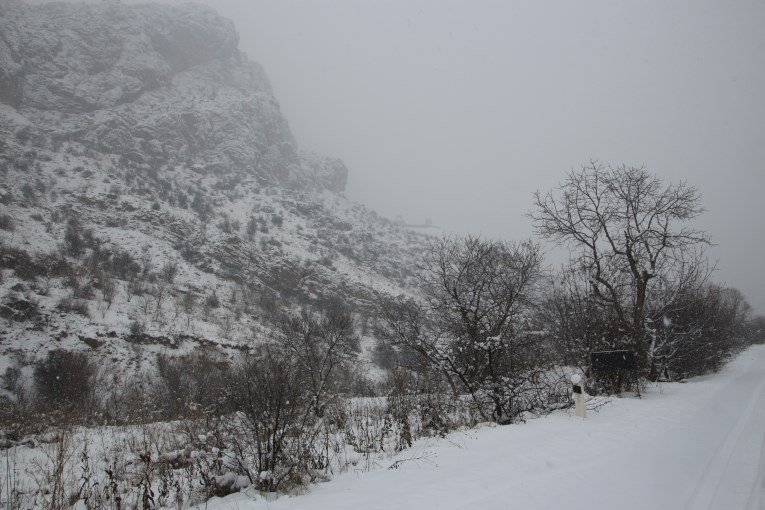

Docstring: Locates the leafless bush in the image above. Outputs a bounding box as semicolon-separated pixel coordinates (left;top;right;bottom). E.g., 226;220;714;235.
101;276;117;309
1;247;69;282
159;261;178;283
227;347;320;492
33;351;96;417
246;216;258;240
277;304;359;417
62;218;85;258
155;351;232;419
0;214;14;231
651;284;752;379
127;278;146;302
56;297;90;318
137;292;154;317
204;291;220;309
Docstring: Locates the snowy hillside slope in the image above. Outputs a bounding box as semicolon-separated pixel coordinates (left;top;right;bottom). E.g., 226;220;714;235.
0;0;427;376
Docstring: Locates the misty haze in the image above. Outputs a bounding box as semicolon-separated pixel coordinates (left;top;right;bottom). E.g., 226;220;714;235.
0;1;764;509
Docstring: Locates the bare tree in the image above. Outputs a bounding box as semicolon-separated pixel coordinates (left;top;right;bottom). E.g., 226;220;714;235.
228;347;319;492
101;276;117;309
152;281;167;323
137;292;153;317
182;291;196;328
277;304;359;417
535;267;619;370
531;161;711;377
138;245;153;279
379;236;547;423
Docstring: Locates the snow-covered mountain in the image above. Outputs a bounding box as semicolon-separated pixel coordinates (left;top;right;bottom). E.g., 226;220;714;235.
0;0;426;374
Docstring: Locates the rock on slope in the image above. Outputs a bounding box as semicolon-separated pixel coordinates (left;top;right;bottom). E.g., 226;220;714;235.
0;0;425;376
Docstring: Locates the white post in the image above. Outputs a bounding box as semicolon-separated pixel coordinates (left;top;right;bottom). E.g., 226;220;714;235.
571;374;586;419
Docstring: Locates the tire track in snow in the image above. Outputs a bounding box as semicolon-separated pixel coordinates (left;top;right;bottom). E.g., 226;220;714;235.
745;393;765;510
684;361;765;510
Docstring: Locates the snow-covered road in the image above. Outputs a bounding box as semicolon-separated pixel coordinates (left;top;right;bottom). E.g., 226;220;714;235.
205;345;765;510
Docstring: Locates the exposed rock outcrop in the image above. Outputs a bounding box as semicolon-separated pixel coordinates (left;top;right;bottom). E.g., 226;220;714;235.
0;0;346;191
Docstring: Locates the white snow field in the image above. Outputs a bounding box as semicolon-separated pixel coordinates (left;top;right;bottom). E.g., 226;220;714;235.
202;345;765;510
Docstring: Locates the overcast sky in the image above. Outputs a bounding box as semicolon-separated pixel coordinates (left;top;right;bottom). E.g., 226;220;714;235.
31;0;765;313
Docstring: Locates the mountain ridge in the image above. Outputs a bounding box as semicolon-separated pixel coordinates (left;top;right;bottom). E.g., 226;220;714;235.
0;0;424;375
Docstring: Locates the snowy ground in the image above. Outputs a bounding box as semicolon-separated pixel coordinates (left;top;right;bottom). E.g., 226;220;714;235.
202;345;765;510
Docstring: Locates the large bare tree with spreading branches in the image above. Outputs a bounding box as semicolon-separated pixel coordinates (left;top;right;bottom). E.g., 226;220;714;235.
530;161;711;377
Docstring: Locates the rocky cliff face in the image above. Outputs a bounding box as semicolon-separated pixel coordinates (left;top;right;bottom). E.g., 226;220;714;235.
0;0;346;191
0;1;424;373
